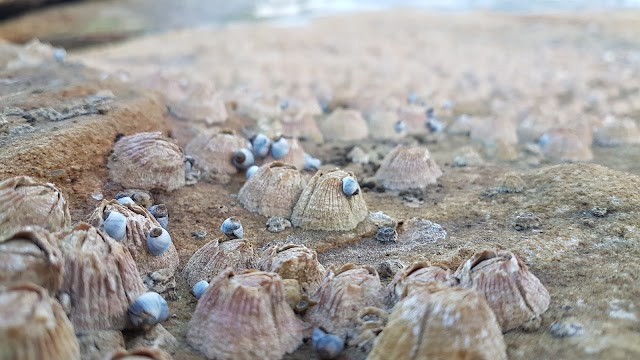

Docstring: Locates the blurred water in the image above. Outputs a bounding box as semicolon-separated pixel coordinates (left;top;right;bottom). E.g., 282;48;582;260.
253;0;640;19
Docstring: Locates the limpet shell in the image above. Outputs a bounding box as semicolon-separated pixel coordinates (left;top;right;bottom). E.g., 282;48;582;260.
455;249;551;332
182;238;258;288
0;226;63;294
282;112;324;142
368;284;507;360
185;129;250;177
258;243;326;294
56;223;146;332
366;111;403;140
539;128;593;162
291;169;368;231
374;145;442;191
320;109;369;141
263;137;306;170
238;162;307;219
387;262;458;305
108;132;186;191
88;200;179;278
0;176;71;235
305;264;383;338
109;347;174;360
187;269;304;360
0;283;80;360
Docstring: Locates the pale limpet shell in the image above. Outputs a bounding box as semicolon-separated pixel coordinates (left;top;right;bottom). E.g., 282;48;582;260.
374;145;442;191
238;162;307;219
454;249;551;332
88;200;179;278
368;283;507;360
305;263;383;339
387;262;458;305
291;169;368;231
109;347;173;360
0;283;80;360
182;238;258;288
0;226;63;294
187;269;304;360
0;175;71;235
257;243;326;294
539;127;593;162
185;129;250;176
319;109;369;141
56;223;147;332
108;132;186;192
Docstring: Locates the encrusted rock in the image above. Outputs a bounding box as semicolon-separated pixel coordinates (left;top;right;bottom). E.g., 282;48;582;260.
258;243;326;293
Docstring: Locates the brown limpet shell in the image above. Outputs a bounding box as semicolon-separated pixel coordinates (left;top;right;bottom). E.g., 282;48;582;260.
0;175;71;235
88;200;179;278
108;132;186;192
0;226;63;294
57;223;146;332
257;243;326;294
368;284;507;360
305;263;383;339
454;249;551;332
187;269;304;360
182;238;258;288
387;262;458;305
238;162;307;219
290;169;368;231
374;145;442;191
184;129;249;177
0;282;81;360
319;108;369;141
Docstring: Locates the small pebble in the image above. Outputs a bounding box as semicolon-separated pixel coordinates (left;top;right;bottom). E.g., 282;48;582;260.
591;207;607;217
192;230;207;240
549;320;584;338
91;192;104;201
266;217;292;233
513;213;541;231
375;226;398;243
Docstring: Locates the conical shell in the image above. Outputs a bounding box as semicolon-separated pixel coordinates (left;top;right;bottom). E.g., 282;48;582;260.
367;110;403;140
306;264;383;338
454;249;551;332
263;137;306;170
88;200;179;278
282;113;324;142
187;269;304;360
238;162;307;219
387;262;458;305
0;226;63;294
57;223;146;332
368;284;507;360
109;348;174;360
320;109;369;141
258;243;326;294
182;238;258;288
374;145;443;191
291;169;368;231
0;176;70;235
397;105;429;135
0;283;80;360
185;129;249;176
539;128;593;162
108;132;186;192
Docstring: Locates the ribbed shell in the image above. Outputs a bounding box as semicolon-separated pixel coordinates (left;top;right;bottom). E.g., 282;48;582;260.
0;283;80;360
88;200;179;277
368;285;507;360
0;176;70;235
170;81;228;125
367;111;403;140
497;174;526;193
185;129;249;175
182;238;258;288
187;269;304;360
0;226;63;294
320;109;369;141
540;128;593;162
257;243;326;294
387;262;458;305
455;250;551;332
57;223;146;332
306;264;383;338
290;169;368;231
238;162;307;219
109;348;174;360
108;132;186;192
374;145;443;191
397;105;429;135
263;137;307;170
281;113;324;142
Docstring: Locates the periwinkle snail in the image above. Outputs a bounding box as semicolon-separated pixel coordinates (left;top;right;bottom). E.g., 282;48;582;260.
312;327;345;360
220;217;243;239
146;227;172;256
271;137;290;159
128;292;169;327
251;134;271;158
102;211;126;241
232;148;255;170
341;176;360;196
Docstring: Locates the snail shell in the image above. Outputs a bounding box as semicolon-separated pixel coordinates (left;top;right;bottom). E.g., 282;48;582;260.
146;227;172;256
128;292;169;328
220;217;243;239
